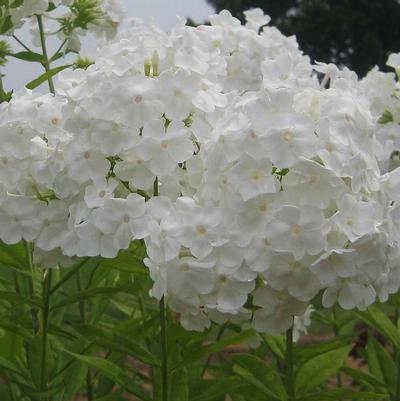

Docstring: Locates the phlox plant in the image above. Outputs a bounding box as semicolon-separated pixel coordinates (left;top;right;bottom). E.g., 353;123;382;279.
0;2;399;401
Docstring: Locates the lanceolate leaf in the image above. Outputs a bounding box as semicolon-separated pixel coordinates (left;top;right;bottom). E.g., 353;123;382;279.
261;333;285;360
11;51;44;63
73;324;160;366
295;346;351;396
99;252;147;274
296;389;389;400
50;286;131;311
366;336;397;394
341;367;386;391
63;351;151;401
26;64;72;90
230;354;286;400
356;306;400;349
294;335;352;362
0;241;27;269
175;329;256;370
191;377;248;401
232;364;281;400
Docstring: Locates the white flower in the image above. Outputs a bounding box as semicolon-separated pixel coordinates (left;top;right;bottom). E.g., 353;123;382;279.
228;156;278;200
84;178;119;208
252;286;307;335
36;200;69;251
92;194;149;250
387;53;400;71
323;282;376;311
137;119;193;176
265;205;327;260
332;194;382;242
260;115;317;168
64;140;110;183
244;8;270;31
0;197;42;244
282;159;346;208
167;198;227;259
262;251;322;301
293;306;314;342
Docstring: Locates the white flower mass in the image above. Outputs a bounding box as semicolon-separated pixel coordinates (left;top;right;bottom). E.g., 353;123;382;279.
1;9;400;334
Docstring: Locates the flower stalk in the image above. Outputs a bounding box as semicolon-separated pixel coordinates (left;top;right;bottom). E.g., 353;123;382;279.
37;14;55;94
40;269;52;397
286;325;295;401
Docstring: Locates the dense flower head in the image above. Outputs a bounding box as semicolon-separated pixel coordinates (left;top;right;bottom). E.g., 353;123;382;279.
1;9;400;334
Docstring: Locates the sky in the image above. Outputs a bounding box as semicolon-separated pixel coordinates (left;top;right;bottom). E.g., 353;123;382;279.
3;0;215;90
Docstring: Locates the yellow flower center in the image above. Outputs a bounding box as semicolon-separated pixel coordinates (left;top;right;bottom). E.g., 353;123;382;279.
291;224;303;235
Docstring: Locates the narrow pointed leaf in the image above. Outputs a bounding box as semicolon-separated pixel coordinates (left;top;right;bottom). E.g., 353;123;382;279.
295;346;351;395
63;351;151;401
26;64;72;90
11;51;44;63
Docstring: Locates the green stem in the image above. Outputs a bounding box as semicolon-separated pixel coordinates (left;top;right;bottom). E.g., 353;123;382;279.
332;307;342;389
137;296;152;351
40;269;52;396
395;307;400;401
36;15;55;94
154;175;168;400
50;38;67;62
154;176;159;197
201;325;225;378
24;241;39;334
12;271;20;295
12;34;33;52
159;296;168;401
285;326;295;401
396;357;400;401
76;271;93;401
51;343;93;380
50;258;88;294
0;73;5;99
6;378;16;401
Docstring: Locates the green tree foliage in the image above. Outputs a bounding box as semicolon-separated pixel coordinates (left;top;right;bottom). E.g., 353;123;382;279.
206;0;400;76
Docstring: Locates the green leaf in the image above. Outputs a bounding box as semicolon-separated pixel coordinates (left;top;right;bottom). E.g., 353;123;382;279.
26;335;42;389
11;51;44;63
177;329;256;370
94;394;130;401
0;318;34;340
356;306;400;348
59;358;87;401
295;346;351;396
169;366;189;401
232;365;281;400
50;286;130;310
63;351;151;401
0;241;27;269
366;336;397;394
341;367;386;391
73;324;159;366
0;355;23;376
191;377;249;401
297;389;389;400
99;251;147;274
379;110;394;124
0;16;12;35
295;335;352;362
261;333;285;360
230;354;286;400
26;64;72;90
0;290;42;308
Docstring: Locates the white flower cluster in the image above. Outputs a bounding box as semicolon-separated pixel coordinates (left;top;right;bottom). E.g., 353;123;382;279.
3;0;123;45
1;9;400;334
5;0;73;33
